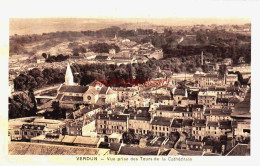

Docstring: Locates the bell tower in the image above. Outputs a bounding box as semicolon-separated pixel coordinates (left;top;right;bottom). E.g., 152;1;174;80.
201;51;204;65
65;63;74;85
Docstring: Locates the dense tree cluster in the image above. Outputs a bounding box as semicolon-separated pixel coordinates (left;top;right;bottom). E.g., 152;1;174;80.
13;68;65;91
9;91;37;119
13;56;220;92
45;54;69;63
88;43;120;53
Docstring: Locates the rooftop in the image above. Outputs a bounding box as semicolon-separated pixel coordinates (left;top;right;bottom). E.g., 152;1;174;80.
118;146;159;155
73;136;100;145
198;91;217;97
225;143;250;156
193;119;206;127
8;142;105;155
174;106;190;113
59;84;89;93
156;105;174;112
62;96;83;102
174;89;186;96
151;117;172;126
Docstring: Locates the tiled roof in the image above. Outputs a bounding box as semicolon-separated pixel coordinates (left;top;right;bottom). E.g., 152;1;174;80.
186;141;203;145
80;105;101;114
225;143;250;156
183;119;193;126
114;107;126;113
207;121;218;127
61;135;77;143
171;119;183;128
87;86;99;96
73;136;100;145
99;87;109;94
219;121;232;129
210;109;232;116
59;85;89;93
176;149;203;156
8;142;102;155
192;104;204;109
96;113;109;120
110;143;122;151
174;106;190;113
98;142;109;149
208;87;226;91
96;56;109;60
56;94;63;100
193;119;206;127
151;117;172;126
156;105;174;112
109;114;129;121
231;101;251;118
62;96;83;102
174;89;186;96
118;146;159;155
159;95;171;100
89;80;105;87
228;97;240;104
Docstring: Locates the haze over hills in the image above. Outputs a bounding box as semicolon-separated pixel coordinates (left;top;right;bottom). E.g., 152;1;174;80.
10;18;250;36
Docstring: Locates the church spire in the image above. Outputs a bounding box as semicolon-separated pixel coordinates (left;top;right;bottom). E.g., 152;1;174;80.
201;51;204;65
65;63;74;85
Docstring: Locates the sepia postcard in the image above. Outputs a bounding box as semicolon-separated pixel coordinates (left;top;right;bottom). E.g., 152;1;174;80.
1;0;260;165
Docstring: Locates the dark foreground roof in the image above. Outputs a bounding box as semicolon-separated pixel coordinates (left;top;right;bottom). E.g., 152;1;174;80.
225;143;250;156
59;85;89;93
8;142;107;155
118;146;159;155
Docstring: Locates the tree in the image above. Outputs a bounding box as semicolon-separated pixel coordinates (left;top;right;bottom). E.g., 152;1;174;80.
122;129;135;144
9;91;37;119
42;53;47;59
51;101;65;119
218;65;227;77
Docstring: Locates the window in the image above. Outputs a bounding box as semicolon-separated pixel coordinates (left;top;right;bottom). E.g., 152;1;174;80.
163;127;165;131
24;131;27;135
156;127;157;130
100;125;102;128
122;127;124;130
152;126;154;130
117;126;119;129
14;131;19;135
159;127;161;131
